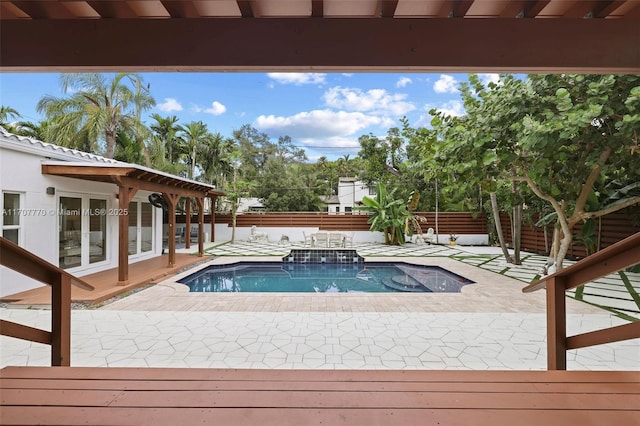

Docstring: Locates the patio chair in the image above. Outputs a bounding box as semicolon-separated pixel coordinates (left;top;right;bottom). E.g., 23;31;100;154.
190;227;198;242
303;231;314;247
314;232;329;248
343;232;354;247
329;232;344;248
249;225;268;243
175;227;184;243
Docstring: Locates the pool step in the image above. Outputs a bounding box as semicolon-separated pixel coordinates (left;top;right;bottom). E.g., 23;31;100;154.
382;275;431;293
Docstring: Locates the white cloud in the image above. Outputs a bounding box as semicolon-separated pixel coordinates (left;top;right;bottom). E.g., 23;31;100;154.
396;77;412;88
204;101;226;116
433;74;459;94
254;109;385;139
157;98;183;112
323;86;415;115
267;73;327;85
437;100;465;117
479;73;500;86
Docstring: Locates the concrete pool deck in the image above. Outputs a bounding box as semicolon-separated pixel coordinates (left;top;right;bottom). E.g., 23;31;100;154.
2;242;638;370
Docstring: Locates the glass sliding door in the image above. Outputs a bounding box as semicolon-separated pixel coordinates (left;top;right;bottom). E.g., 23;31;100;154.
59;196;82;269
89;199;107;264
128;201;138;255
141;202;153;253
128;200;154;256
59;195;109;270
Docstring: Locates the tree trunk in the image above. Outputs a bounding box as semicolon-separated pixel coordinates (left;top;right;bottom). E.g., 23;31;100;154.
231;209;236;243
511;203;522;265
105;130;117;159
490;192;514;263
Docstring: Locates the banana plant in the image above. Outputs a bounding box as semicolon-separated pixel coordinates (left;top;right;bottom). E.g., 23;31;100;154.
359;182;412;245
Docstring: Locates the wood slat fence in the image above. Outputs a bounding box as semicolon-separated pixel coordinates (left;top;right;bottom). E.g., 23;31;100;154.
177;208;639;258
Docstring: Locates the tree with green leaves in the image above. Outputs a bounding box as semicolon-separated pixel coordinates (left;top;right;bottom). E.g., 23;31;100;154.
0;106;21;130
200;132;234;187
179;121;210;180
148;114;185;175
359;182;413;245
36;73;155;158
429;74;640;270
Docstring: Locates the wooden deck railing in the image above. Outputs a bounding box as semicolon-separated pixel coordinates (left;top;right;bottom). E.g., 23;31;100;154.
523;232;640;370
0;237;93;366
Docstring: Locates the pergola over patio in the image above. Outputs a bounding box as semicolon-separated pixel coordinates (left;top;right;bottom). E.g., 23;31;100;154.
1;0;639;73
41;161;224;283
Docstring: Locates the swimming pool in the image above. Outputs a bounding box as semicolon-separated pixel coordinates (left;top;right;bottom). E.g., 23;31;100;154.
179;262;474;293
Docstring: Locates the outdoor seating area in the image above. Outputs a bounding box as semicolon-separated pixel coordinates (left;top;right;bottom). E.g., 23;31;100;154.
304;231;354;248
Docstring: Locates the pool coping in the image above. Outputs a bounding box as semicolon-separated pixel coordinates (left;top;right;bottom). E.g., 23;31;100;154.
102;255;607;314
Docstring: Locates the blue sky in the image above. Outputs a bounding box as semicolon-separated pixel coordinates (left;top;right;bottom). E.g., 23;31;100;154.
0;72;499;161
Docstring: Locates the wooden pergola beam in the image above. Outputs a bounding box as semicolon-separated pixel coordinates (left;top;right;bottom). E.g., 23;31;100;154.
2;18;638;73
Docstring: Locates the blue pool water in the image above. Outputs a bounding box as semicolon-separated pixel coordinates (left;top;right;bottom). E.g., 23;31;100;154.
179;262;474;293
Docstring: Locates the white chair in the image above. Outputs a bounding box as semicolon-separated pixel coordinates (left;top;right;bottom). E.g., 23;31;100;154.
303;231;313;247
314;232;328;248
424;228;436;244
249;225;268;243
329;232;344;248
343;232;354;247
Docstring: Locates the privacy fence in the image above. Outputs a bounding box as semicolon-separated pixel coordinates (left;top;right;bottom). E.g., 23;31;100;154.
178;209;639;258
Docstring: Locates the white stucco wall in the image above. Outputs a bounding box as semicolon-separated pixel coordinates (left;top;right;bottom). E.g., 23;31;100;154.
1;144;163;297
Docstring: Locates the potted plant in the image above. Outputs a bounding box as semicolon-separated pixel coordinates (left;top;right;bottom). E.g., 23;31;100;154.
449;234;458;246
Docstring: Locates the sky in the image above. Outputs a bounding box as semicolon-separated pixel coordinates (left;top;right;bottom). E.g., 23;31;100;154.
0;72;499;161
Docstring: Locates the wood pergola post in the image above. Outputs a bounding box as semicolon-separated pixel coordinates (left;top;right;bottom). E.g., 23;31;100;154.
117;184;138;285
185;198;191;250
197;197;204;257
210;196;216;242
163;193;180;268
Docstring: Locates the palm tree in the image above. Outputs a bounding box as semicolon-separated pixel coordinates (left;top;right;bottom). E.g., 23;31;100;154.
36;73;155;158
179;121;210;179
149;114;182;164
0;106;21;128
200;132;233;186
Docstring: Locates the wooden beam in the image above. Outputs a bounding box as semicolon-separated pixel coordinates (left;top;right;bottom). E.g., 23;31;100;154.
185;198;191;250
0;237;93;290
160;0;200;18
117;185;138;284
42;164;135;177
50;274;71;366
377;0;398;18
196;197;205;257
311;0;323;17
0;319;51;345
163;192;180;267
116;175;214;199
2;18;638;73
546;276;567;371
523;232;640;293
236;1;254;17
567;322;640;350
523;0;551;17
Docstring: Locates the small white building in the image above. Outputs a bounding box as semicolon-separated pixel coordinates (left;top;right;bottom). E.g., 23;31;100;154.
0;128;222;297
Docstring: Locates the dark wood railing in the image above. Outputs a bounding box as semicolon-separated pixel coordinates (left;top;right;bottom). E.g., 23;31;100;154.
523;232;640;370
0;237;93;366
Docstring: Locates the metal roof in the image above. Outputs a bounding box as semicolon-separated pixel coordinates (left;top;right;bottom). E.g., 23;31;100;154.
1;0;638;72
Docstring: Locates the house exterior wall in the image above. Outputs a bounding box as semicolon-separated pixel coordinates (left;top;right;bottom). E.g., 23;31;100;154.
337;178;373;212
0;140;163;298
